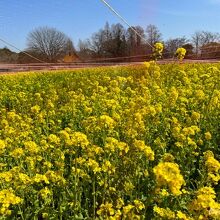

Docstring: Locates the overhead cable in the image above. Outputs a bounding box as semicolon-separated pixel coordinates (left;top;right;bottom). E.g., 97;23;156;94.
0;37;46;63
99;0;154;49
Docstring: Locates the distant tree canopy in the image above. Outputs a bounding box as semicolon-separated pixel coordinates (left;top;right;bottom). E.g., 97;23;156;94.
26;26;75;62
1;23;220;64
126;26;146;55
77;23;220;60
165;37;188;56
191;31;220;56
77;23;161;61
0;47;18;63
145;24;162;48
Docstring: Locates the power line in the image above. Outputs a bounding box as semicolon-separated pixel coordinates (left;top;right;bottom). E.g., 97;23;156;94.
99;0;154;49
0;37;46;63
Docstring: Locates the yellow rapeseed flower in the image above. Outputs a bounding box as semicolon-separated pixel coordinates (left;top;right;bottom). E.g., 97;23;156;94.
0;140;6;154
153;206;175;219
97;202;115;216
176;48;186;61
204;132;212;141
153;162;185;195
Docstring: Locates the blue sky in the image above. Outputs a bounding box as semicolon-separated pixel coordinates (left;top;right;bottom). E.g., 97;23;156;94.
0;0;220;51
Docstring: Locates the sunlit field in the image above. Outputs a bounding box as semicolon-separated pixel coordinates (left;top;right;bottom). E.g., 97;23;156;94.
0;62;220;219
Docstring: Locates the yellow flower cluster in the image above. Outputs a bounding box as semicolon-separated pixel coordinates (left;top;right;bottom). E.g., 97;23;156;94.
0;140;6;155
153;162;185;195
0;62;219;218
153;206;175;219
190;187;220;218
176;47;187;61
153;42;164;59
0;189;22;216
154;207;194;220
204;151;220;184
134;139;154;160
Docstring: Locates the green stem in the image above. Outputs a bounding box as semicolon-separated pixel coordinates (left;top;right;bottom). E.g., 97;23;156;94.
74;155;78;217
18;205;25;220
59;205;63;220
93;177;96;219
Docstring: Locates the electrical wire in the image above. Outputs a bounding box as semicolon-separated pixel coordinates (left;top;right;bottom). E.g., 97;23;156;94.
0;37;46;63
99;0;154;49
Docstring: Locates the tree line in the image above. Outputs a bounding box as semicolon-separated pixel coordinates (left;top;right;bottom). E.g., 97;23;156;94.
77;22;220;61
1;23;220;63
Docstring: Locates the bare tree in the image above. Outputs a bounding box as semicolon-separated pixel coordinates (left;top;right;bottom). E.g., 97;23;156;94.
27;26;74;62
200;31;220;45
191;31;220;56
88;23;126;58
191;31;202;56
110;23;127;57
90;30;105;57
90;22;113;57
77;39;93;59
65;39;75;55
165;37;188;57
145;24;162;48
182;43;194;57
126;26;145;55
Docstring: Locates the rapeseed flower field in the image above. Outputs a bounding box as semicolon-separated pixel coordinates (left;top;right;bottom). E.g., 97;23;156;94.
0;62;219;219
